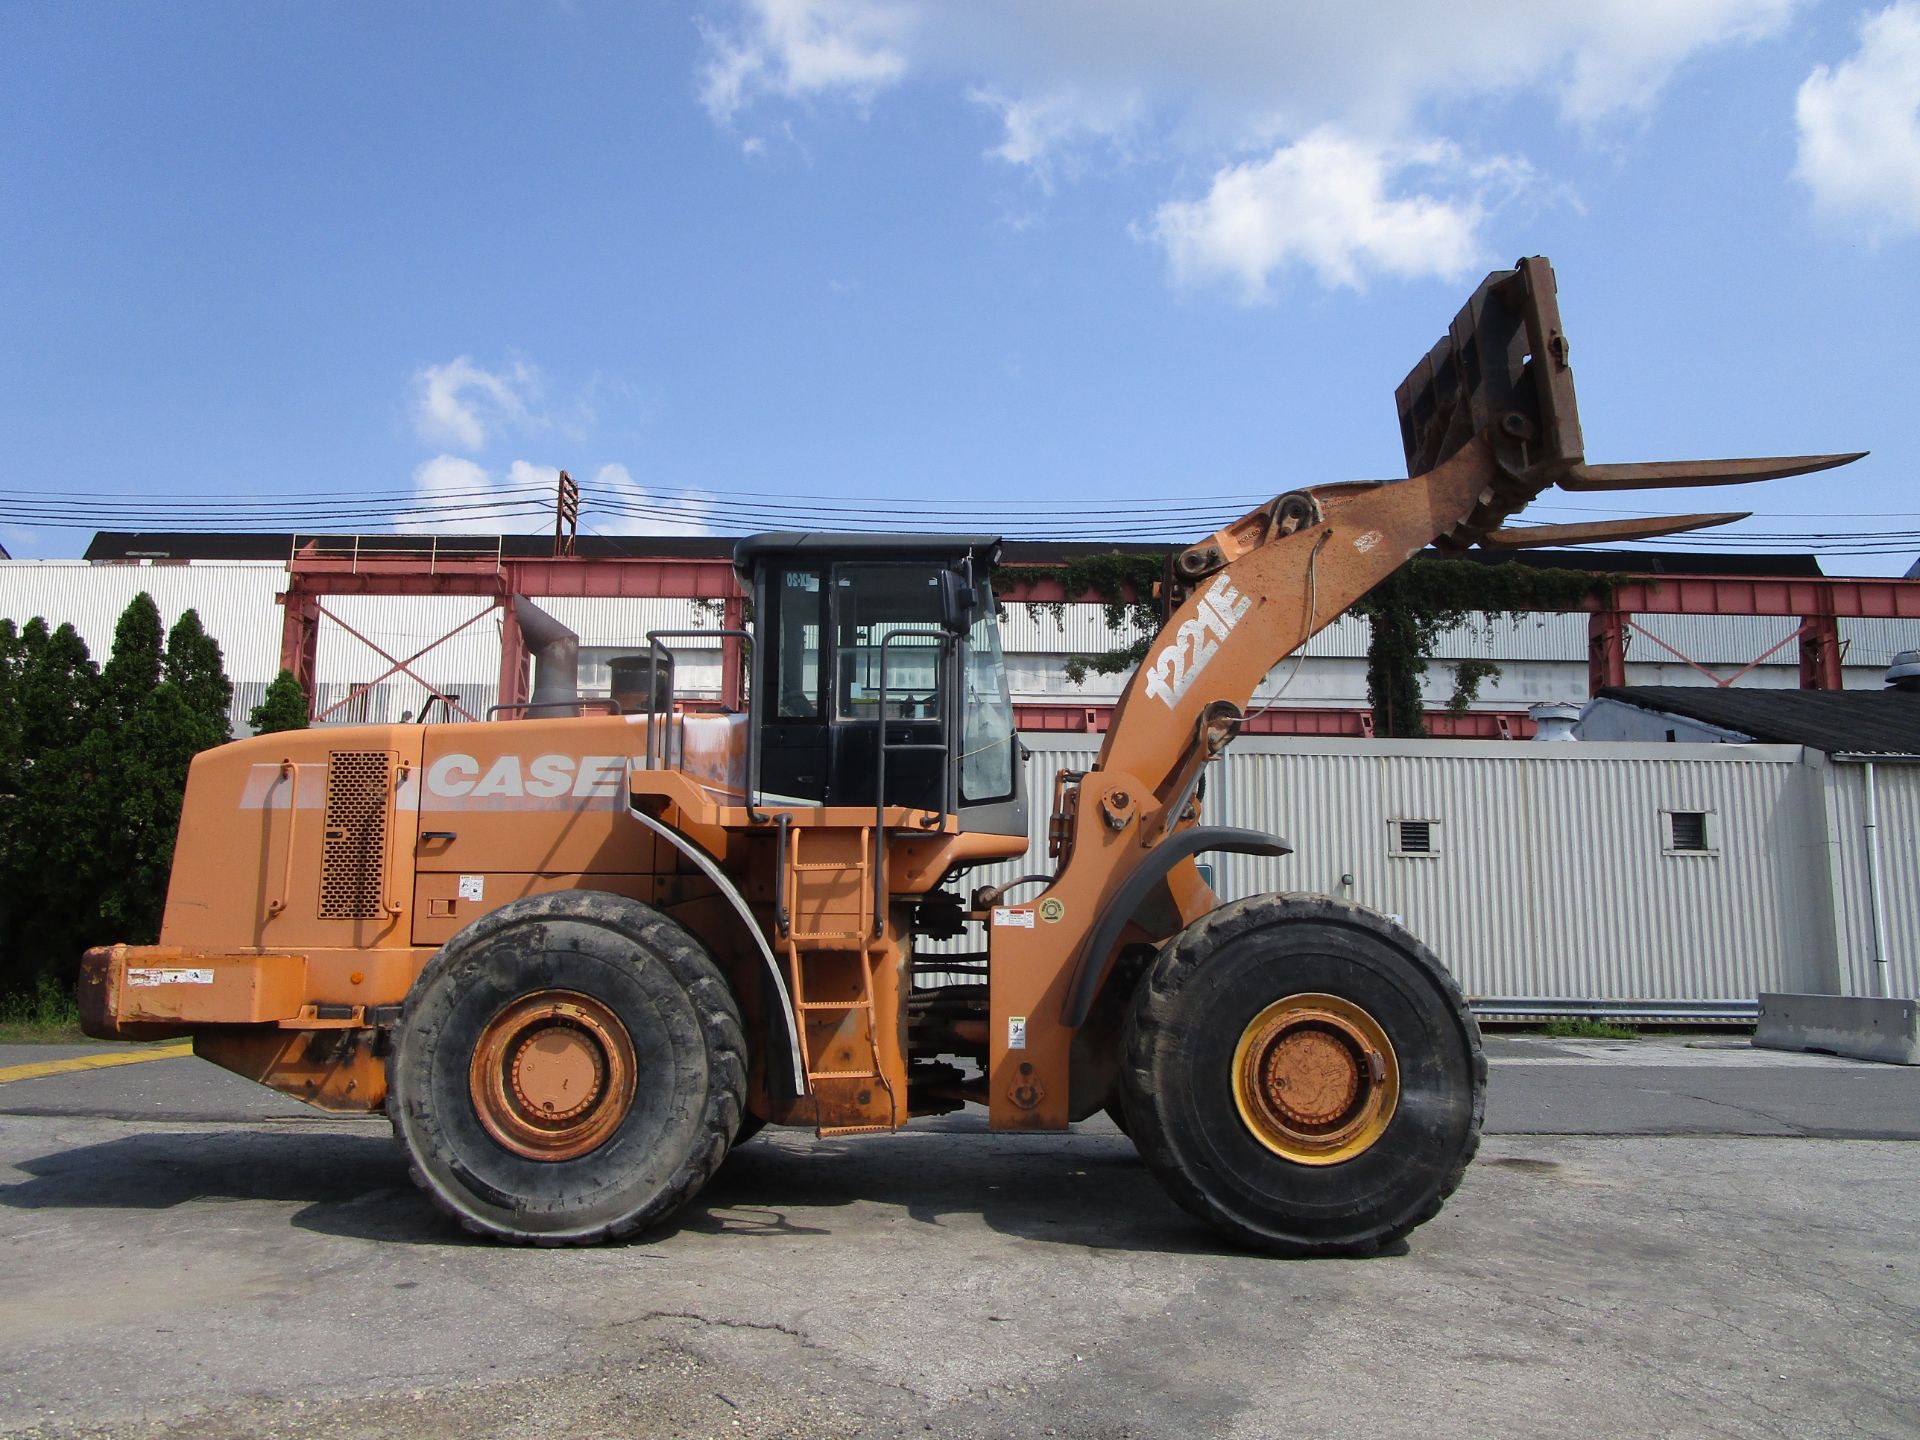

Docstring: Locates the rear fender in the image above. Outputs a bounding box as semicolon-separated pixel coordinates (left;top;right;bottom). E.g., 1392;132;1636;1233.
625;804;806;1097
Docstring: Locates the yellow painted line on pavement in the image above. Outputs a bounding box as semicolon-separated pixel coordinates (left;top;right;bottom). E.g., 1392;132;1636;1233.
0;1042;194;1086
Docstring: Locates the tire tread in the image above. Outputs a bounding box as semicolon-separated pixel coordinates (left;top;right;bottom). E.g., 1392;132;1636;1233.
387;891;748;1245
1122;891;1484;1257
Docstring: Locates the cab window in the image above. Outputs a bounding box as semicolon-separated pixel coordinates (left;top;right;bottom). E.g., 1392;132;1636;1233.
767;568;823;718
833;564;946;720
960;584;1016;803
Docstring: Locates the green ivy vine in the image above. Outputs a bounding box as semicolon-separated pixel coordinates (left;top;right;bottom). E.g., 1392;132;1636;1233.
996;552;1617;737
1348;559;1615;736
994;555;1164;683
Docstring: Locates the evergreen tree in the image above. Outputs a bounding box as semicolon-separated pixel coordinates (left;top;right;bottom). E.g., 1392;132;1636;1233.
81;597;236;945
90;686;205;939
0;620;25;994
0;593;238;988
0;619;24;810
12;620;100;756
99;591;163;724
0;621;103;995
165;609;234;745
250;668;310;734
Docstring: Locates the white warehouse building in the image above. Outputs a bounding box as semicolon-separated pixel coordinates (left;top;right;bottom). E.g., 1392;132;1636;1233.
4;550;1917;734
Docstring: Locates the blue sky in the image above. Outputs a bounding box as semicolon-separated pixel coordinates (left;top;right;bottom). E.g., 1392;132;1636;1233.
2;1;1917;573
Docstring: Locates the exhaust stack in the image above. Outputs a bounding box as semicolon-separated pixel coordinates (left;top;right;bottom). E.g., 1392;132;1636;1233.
514;598;581;718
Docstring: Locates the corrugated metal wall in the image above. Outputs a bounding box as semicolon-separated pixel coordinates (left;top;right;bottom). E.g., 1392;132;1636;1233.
930;737;1848;1016
1201;739;1833;1012
1820;760;1920;999
1839;618;1920;667
0;561;288;678
1002;602;1920;670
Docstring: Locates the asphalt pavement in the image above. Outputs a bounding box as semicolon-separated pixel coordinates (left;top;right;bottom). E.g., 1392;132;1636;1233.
1;1034;1916;1440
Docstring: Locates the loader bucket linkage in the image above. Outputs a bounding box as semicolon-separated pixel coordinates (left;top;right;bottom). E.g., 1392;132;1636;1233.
1396;255;1862;554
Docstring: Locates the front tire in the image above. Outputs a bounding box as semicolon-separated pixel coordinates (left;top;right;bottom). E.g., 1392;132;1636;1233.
387;891;746;1244
1121;893;1483;1256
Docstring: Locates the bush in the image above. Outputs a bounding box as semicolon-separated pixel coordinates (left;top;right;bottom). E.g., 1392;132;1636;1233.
0;973;82;1035
250;668;310;734
1543;1018;1639;1041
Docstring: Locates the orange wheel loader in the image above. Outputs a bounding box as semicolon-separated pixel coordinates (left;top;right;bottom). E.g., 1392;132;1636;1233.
79;259;1857;1253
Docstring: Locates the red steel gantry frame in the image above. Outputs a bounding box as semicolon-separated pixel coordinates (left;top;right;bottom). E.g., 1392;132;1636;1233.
1582;576;1920;693
278;542;747;722
277;543;1920;733
999;569;1920;738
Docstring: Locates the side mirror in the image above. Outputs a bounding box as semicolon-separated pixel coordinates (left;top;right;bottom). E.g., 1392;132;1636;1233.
938;569;978;636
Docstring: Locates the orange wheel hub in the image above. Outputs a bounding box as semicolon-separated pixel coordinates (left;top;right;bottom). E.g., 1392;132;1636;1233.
469;991;637;1161
1231;993;1399;1166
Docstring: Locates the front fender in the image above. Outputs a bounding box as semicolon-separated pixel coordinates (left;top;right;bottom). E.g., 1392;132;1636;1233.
1058;825;1291;1028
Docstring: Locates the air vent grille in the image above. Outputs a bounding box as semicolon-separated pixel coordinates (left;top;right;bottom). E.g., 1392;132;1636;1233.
1391;819;1439;856
1669;811;1710;852
320;751;392;919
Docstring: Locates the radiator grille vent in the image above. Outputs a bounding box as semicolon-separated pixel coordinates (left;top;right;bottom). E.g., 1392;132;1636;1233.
320;751;392;919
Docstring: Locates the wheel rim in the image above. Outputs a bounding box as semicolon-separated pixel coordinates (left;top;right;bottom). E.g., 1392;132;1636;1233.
469;990;638;1161
1231;992;1400;1166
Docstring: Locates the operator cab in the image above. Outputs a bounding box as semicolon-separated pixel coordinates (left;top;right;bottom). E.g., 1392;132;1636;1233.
734;533;1026;838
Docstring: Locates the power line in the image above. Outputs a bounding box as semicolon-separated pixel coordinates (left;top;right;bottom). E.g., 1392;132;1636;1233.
9;475;1915;536
3;481;1915;559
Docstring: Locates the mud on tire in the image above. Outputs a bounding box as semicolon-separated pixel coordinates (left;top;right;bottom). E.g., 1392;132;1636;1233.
387;891;746;1244
1121;892;1484;1257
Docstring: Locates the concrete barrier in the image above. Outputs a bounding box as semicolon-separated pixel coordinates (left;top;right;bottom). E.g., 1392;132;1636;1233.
1755;993;1920;1066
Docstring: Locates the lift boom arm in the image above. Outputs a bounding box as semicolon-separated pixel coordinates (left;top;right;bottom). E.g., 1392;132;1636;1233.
984;257;1861;1131
1095;256;1861;795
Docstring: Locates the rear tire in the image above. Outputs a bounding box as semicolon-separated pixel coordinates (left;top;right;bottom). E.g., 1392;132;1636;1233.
387;891;745;1244
1121;893;1483;1256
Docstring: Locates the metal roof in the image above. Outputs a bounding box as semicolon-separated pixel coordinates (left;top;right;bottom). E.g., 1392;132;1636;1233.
731;532;1003;578
81;531;741;562
1597;685;1920;756
81;530;1829;578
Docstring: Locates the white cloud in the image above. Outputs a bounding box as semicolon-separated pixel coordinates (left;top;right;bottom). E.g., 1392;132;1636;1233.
1795;2;1920;241
1150;130;1500;300
403;457;722;538
970;86;1142;181
696;0;1801;292
585;463;718;536
1547;0;1798;125
699;0;911;123
503;460;563;498
699;1;1798;153
412;357;543;453
399;455;555;535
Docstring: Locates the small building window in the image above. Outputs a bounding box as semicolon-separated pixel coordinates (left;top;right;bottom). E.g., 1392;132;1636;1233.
1390;819;1440;857
1665;810;1714;854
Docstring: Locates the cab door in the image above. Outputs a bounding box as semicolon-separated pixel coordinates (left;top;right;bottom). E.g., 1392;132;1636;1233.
826;561;951;811
755;564;829;803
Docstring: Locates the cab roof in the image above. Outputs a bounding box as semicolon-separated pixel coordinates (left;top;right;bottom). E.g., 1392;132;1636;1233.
732;531;1003;580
